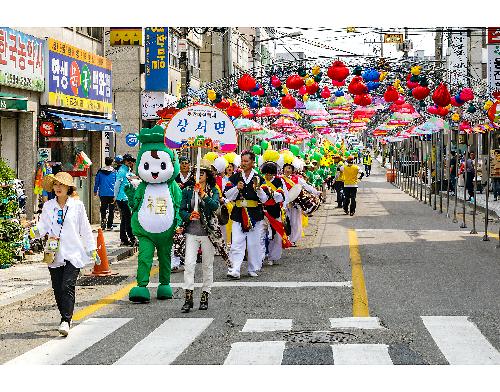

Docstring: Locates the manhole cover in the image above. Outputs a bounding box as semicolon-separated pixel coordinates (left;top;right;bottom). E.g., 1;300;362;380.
283;330;357;344
76;275;129;286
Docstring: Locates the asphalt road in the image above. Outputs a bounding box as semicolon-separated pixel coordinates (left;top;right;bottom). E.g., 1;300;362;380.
1;161;499;365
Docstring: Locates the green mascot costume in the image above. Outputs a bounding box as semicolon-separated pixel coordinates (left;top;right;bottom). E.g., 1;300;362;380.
125;125;182;303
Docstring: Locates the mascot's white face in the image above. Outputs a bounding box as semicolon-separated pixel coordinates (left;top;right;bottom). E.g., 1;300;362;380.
138;150;174;184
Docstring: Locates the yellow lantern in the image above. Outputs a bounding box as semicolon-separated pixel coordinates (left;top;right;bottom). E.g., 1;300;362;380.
451;113;460;122
207;89;216;101
379;71;388;81
394;79;401;88
242;108;250;116
411;65;422;75
397;86;404;94
305;78;314;86
312;65;321;76
282;87;289;95
303;93;309;101
484;100;494;110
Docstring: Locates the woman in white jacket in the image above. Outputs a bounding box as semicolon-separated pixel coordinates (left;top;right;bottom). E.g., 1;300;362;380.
30;172;98;336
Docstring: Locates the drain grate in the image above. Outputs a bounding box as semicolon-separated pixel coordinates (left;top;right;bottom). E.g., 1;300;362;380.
76;275;129;286
283;330;357;344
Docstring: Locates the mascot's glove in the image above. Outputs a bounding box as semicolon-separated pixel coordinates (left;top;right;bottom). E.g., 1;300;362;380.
88;249;101;265
29;226;40;239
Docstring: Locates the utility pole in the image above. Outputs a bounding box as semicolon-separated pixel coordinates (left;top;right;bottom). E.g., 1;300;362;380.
403;27;409;59
180;27;189;97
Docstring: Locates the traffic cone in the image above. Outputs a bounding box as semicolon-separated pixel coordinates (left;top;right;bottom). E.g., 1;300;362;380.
90;228;113;276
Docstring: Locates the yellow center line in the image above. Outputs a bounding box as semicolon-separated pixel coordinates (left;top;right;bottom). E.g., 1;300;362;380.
348;229;370;317
72;267;159;322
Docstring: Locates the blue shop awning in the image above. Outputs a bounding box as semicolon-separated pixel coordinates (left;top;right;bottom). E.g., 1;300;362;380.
48;111;122;132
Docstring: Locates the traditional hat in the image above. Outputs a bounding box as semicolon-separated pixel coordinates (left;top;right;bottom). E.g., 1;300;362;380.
42;172;75;192
212;156;228;174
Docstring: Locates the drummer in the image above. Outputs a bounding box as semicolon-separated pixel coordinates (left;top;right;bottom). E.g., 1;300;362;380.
261;162;290;266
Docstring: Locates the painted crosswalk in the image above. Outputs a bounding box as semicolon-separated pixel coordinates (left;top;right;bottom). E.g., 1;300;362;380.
4;316;500;365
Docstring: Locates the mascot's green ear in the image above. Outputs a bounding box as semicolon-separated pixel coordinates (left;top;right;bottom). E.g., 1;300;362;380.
138;125;164;144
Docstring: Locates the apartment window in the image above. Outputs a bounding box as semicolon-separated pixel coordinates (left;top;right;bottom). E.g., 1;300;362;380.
169;31;180;69
76;27;103;41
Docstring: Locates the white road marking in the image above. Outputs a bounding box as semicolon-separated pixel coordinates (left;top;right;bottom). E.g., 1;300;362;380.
115;318;213;365
331;344;393;365
330;317;385;329
149;281;352;288
422;316;500;365
5;318;132;365
241;319;293;332
224;341;286;365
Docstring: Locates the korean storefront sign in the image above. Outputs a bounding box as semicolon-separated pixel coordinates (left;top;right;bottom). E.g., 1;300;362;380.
448;30;468;87
110;27;142;46
145;28;168;91
163;105;237;152
43;38;113;114
0;27;45;91
487;43;500;95
488;27;500;45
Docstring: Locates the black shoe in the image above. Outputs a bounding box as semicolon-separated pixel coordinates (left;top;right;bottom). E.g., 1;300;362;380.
181;289;194;313
344;210;349;215
350;212;355;216
199;291;209;310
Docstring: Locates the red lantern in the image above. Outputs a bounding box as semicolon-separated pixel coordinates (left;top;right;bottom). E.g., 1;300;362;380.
215;98;230;110
383;86;399;103
437;106;449;117
251;88;265;96
320;86;331;99
39;121;56;137
459;88;474;102
348;76;368;95
395;95;406;105
427;105;439;115
406;74;420;90
450;96;464;107
432;83;451;107
298;85;307;95
286;74;305;90
281;94;297;109
306;82;319;95
331;80;346;87
227;103;242;118
271;75;281;88
327;60;350;82
412;85;430;100
237;73;257;92
354;94;372;106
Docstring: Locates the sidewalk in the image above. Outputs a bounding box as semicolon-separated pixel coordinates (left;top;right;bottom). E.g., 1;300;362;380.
375;154;500;220
0;224;137;307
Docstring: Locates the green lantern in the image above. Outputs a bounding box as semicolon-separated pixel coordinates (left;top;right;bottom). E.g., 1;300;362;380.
260;140;269;151
290;144;300;157
252;145;262;155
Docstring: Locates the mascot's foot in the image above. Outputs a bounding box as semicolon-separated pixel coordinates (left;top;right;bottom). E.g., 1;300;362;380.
129;286;151;303
157;284;173;300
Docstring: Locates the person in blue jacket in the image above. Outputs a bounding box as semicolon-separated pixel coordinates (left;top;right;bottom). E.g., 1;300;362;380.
114;154;137;246
94;157;117;231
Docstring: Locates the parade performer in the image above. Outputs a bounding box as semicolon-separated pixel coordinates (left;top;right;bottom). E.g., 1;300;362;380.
224;150;269;278
341;156;364;216
179;159;228;313
333;155;345;208
261;161;292;265
125;125;182;302
221;153;240;246
172;156;195;273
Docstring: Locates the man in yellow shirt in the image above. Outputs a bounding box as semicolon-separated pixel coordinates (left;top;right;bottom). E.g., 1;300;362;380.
341;156;364;216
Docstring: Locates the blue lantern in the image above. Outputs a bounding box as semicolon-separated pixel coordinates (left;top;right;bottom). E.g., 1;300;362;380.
335;89;344;97
270;98;279;107
250;98;259;109
367;81;380;91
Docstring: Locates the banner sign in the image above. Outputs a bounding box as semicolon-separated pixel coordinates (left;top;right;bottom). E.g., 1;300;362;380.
163;105;237;152
488;27;500;45
44;38;113;114
141;91;177;120
110;27;142;46
0;27;45;91
487;43;500;95
448;30;468;87
125;133;139;147
384;34;404;44
145;28;168;91
490;149;500;178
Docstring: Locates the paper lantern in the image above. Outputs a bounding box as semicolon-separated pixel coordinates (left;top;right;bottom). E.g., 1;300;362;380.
362;69;380;82
348;76;368;95
207;89;216;101
305;78;314;86
306;82;319;95
432;83;451;107
281;94;297;109
226;103;242;118
215;98;230;110
331;80;346;87
395;95;406;105
286;74;305;90
451;113;460;122
354;94;372;106
238;74;257;92
406;74;420;90
459;88;474;102
327;60;350;82
412;85;430;100
320;86;331;99
271;75;282;88
311;65;321;76
298;85;307;95
450;96;464;107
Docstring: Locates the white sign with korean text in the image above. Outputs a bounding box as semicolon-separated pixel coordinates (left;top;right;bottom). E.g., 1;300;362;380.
163;105;237;152
487;44;500;95
141;91;177;120
0;28;45;92
448;30;468;87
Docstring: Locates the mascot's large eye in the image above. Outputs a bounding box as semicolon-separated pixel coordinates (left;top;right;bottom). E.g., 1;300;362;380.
161;162;166;170
144;162;149;170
